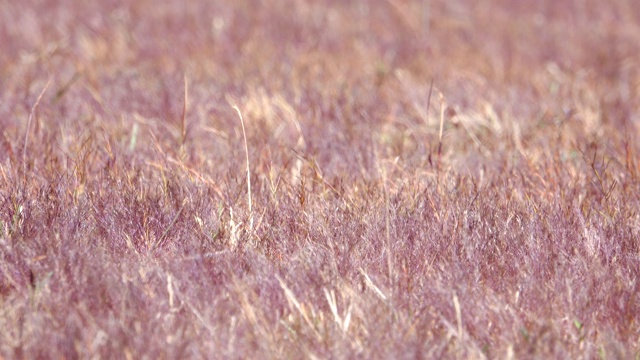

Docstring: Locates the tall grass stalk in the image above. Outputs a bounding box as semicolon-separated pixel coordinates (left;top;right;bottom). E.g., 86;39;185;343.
233;105;254;235
22;78;52;182
180;74;189;148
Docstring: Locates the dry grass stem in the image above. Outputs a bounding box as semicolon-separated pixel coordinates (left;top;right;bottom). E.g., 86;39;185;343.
232;105;254;235
180;74;189;147
22;77;52;181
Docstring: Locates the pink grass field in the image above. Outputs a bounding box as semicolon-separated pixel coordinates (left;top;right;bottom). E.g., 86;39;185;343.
1;0;639;358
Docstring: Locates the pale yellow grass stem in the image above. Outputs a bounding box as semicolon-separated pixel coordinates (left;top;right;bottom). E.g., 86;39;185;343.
232;105;253;234
23;78;52;181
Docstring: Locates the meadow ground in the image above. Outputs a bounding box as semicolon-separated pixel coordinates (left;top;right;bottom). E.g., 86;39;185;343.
1;0;639;358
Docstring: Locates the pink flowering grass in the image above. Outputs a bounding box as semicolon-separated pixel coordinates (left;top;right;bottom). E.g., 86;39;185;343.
1;0;639;358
